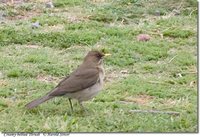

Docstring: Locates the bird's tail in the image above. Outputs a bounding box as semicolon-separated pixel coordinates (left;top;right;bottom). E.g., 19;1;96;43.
26;95;54;109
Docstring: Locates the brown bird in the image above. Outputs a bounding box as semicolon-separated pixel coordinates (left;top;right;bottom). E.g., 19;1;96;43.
26;50;110;111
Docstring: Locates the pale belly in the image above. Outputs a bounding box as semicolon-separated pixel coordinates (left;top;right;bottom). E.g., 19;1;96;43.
65;81;103;101
65;66;104;102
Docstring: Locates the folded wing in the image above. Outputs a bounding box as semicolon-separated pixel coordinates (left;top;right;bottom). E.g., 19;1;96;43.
49;68;99;96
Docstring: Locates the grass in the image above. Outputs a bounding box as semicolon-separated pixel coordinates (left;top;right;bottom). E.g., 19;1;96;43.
0;0;197;132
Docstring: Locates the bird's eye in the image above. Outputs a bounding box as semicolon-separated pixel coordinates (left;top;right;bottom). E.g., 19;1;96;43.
98;54;103;58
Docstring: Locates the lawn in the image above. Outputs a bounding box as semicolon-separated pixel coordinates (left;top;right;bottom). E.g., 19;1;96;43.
0;0;197;132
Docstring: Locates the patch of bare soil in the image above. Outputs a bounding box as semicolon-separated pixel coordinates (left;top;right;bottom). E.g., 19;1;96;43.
9;11;41;20
37;74;61;84
160;97;190;107
42;24;65;32
90;0;111;4
53;7;90;23
0;80;7;86
1;0;24;4
121;94;155;105
105;69;129;82
61;12;89;23
24;44;40;49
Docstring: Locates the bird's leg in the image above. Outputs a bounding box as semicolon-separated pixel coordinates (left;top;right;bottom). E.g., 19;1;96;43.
68;98;73;112
78;101;85;111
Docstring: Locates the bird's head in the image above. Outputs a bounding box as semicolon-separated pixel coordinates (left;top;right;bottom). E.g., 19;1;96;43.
84;50;111;65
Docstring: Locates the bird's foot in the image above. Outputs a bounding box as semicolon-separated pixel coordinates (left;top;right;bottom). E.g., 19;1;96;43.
78;101;88;112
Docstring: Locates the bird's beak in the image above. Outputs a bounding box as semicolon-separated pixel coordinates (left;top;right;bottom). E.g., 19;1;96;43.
104;53;111;57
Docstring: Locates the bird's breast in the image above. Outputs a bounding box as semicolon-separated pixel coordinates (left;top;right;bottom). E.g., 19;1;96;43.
97;64;105;85
65;65;105;102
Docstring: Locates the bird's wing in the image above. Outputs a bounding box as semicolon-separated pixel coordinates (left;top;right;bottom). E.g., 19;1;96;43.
49;68;99;96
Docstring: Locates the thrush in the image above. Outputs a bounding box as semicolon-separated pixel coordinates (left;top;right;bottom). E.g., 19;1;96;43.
26;50;110;111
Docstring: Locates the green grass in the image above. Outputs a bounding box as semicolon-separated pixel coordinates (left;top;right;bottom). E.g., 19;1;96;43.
0;0;197;132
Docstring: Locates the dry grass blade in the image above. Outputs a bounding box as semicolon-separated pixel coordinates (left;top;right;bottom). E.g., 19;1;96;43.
129;110;180;116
